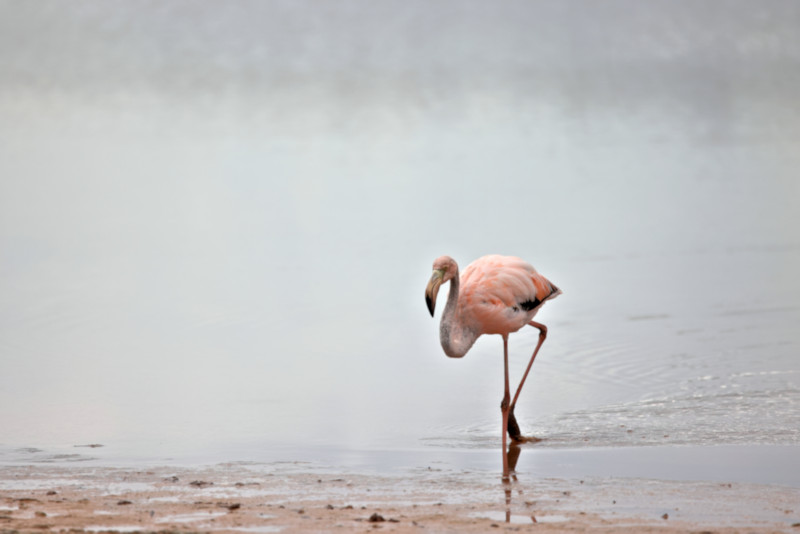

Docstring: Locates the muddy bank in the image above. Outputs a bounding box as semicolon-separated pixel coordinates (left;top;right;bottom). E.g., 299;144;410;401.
1;464;798;533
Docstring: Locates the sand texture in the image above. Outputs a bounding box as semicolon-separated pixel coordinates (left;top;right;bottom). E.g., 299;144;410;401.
1;464;799;533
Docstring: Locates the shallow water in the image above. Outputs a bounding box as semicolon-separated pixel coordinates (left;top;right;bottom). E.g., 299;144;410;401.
1;1;799;484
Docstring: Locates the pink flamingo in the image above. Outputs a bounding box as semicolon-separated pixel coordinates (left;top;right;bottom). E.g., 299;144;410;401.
425;255;561;477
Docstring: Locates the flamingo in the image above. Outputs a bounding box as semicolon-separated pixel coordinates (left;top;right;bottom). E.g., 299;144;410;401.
424;255;561;477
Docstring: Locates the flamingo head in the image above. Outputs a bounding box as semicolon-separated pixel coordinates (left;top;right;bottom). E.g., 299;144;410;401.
425;256;458;316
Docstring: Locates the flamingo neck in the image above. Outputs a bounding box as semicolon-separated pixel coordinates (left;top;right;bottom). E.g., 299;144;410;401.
439;272;477;358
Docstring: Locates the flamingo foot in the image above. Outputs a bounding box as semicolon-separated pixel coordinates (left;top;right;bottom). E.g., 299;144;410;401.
507;407;543;444
511;434;542;444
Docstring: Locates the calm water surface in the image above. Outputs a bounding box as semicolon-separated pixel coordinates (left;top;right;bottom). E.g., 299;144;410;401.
1;1;799;479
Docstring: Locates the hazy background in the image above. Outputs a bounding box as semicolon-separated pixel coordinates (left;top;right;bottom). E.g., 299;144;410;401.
1;1;799;461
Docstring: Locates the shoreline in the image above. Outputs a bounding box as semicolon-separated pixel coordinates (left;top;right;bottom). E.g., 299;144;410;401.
2;458;799;533
4;442;799;488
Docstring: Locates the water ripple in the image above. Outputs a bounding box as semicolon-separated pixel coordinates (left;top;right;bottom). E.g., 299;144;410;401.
424;385;800;450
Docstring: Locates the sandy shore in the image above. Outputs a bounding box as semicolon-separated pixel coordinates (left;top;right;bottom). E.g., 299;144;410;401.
1;463;799;533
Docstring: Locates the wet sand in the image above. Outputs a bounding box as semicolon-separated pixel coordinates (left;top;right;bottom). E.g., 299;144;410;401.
2;462;799;533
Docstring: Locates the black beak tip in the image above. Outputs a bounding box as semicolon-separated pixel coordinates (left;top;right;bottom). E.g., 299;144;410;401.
425;295;434;316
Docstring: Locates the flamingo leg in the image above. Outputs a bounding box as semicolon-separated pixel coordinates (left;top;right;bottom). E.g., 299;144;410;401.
501;334;511;479
507;321;548;442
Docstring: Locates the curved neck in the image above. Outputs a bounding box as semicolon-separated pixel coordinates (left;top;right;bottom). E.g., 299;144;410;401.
439;271;477;358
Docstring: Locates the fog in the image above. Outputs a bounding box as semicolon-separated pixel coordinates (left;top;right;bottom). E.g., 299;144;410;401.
1;1;799;460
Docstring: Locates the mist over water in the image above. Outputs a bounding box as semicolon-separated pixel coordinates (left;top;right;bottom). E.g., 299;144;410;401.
1;1;799;465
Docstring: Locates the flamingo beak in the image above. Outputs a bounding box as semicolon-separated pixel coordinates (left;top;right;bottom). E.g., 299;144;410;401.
425;269;445;316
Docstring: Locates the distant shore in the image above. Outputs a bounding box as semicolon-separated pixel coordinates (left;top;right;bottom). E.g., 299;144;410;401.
1;462;798;533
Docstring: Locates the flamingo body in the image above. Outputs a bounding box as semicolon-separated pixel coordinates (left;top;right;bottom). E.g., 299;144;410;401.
459;255;560;336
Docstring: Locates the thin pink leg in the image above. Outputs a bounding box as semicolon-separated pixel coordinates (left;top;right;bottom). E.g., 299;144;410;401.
507;321;547;441
501;334;511;479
